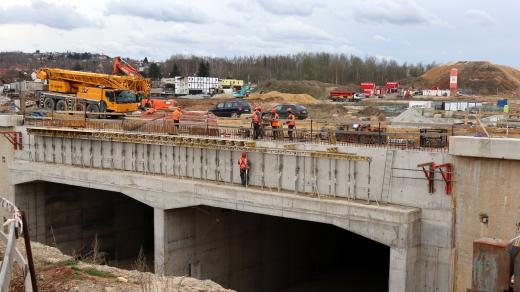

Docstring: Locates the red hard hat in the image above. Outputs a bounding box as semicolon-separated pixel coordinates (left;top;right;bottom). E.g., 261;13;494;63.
271;108;276;113
241;151;247;157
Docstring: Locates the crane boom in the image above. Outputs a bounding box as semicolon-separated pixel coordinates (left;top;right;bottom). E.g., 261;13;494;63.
112;56;143;79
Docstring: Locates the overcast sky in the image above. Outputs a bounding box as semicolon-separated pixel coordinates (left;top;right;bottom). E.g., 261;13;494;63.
0;0;517;67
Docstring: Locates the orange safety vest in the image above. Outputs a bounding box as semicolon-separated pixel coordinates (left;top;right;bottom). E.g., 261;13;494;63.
172;109;182;121
252;111;261;125
288;114;296;126
271;113;280;127
239;157;248;170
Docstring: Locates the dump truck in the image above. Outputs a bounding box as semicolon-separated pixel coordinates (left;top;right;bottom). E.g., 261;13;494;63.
329;88;356;102
36;68;149;116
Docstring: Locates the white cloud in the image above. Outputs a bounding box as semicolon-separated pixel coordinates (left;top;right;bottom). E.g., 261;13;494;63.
0;0;95;29
465;9;496;26
373;34;390;42
352;0;444;26
105;0;209;23
0;0;518;67
263;18;333;42
256;0;321;16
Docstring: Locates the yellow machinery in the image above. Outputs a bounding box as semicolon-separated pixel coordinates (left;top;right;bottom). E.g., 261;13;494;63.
36;68;151;116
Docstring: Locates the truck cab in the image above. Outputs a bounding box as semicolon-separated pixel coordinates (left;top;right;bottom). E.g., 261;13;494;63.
76;87;138;113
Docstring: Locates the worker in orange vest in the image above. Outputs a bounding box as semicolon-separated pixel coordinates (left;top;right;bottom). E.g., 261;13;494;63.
270;108;280;140
238;151;250;186
286;107;296;141
252;106;262;140
172;106;182;128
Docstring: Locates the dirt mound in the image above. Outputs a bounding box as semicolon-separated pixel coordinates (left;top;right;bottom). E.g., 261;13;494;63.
405;61;520;95
254;80;341;99
247;91;320;104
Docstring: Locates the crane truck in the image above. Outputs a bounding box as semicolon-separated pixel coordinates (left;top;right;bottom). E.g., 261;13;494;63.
36;68;150;117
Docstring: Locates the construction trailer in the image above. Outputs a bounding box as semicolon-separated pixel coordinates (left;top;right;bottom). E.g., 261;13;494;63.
360;83;376;97
422;89;451;97
386;82;399;93
375;87;387;96
187;76;219;95
220;79;244;89
443;101;482;111
164;76;219;96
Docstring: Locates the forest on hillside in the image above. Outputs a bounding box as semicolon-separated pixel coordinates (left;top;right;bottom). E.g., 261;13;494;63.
160;53;436;85
1;51;436;85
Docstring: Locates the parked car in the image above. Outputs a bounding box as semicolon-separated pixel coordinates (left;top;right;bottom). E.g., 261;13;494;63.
209;100;251;117
264;104;308;120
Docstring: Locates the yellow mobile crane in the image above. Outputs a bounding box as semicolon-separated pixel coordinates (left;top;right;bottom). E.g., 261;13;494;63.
36;68;151;116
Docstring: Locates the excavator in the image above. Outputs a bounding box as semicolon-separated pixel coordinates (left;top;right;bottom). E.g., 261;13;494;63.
36;68;148;117
112;56;175;111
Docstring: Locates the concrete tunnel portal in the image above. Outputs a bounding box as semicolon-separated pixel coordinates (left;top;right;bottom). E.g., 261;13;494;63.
16;181;390;292
14;182;155;269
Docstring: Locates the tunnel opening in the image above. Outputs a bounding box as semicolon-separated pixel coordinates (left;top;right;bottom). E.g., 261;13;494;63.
163;206;390;292
15;181;154;271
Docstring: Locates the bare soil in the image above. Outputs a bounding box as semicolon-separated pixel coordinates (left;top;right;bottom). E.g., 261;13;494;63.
5;240;234;292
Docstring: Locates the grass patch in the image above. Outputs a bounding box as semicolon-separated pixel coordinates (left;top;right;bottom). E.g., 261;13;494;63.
60;258;115;278
81;267;115;278
65;259;79;267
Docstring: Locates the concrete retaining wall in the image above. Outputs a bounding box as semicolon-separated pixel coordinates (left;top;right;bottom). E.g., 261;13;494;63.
450;137;520;291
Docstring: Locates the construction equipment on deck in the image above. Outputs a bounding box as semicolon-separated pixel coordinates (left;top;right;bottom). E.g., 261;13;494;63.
112;57;174;111
36;68;148;116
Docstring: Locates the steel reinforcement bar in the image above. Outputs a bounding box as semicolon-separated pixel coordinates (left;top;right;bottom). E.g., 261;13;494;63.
25;117;450;151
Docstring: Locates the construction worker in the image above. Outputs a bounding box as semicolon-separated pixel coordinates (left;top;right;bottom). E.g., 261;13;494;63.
286;107;296;141
252;106;262;140
270;108;280;140
172;106;182;129
238;151;249;186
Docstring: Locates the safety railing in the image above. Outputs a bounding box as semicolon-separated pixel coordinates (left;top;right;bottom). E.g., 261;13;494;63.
24;116;454;151
0;198;37;292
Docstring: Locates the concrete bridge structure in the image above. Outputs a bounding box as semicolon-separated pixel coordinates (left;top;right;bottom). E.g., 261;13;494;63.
3;117;514;292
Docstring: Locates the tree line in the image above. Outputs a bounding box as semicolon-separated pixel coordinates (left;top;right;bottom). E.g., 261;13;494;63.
152;53;436;85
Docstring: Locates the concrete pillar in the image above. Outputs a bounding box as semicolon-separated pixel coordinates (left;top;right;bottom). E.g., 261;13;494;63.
389;247;417;292
154;208;167;275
